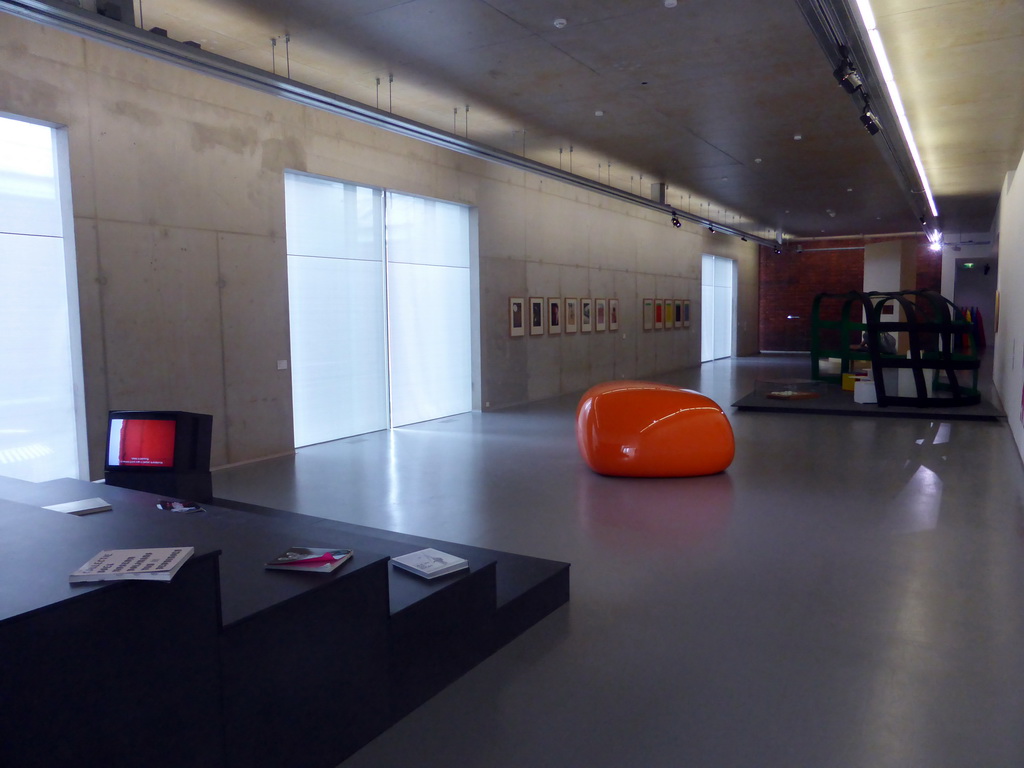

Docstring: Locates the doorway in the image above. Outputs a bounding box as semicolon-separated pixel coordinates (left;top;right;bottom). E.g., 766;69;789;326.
701;254;736;362
285;172;474;447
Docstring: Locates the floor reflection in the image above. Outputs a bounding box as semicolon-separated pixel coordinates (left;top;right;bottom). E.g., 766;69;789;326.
578;471;734;552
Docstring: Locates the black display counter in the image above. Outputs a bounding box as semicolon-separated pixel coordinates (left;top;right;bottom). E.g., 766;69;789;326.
0;475;570;768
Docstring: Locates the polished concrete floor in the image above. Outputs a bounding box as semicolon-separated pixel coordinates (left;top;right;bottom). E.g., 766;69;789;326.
213;355;1024;768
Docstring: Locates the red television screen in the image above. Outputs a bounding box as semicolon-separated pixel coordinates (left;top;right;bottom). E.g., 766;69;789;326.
107;418;176;468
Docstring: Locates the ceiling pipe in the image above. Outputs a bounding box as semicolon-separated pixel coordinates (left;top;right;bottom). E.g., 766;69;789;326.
0;0;775;247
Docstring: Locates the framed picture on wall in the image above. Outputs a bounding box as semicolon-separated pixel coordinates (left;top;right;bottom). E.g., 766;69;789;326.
642;298;654;330
564;298;579;333
509;297;525;337
548;298;562;334
529;297;545;335
581;298;593;332
654;300;664;329
674;300;683;328
683;300;691;328
609;298;619;331
595;298;607;331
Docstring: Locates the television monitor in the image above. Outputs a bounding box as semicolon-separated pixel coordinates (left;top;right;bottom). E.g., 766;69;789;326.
104;411;213;501
105;411;212;473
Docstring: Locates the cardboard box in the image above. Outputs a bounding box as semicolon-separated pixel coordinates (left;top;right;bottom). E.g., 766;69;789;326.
854;380;877;403
819;358;842;375
842;373;869;391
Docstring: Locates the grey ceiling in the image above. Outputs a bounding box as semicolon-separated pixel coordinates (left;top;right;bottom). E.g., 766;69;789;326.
60;0;1024;238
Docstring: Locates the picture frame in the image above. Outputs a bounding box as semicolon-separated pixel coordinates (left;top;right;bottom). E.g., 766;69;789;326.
609;298;619;331
595;298;607;331
642;298;654;331
674;299;683;328
564;297;579;333
529;297;545;335
548;297;562;334
509;297;525;337
580;298;593;332
683;300;691;328
654;299;664;329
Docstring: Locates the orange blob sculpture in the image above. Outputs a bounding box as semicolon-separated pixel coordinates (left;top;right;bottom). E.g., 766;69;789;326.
576;381;735;477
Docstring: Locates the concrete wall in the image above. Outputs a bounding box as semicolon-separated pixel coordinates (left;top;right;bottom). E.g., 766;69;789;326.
0;14;759;477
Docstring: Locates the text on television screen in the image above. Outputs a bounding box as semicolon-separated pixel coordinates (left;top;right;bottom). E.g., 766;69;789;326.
108;418;176;467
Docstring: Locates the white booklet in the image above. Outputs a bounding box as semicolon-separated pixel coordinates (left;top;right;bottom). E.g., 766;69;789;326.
70;546;194;583
391;548;469;580
44;497;112;516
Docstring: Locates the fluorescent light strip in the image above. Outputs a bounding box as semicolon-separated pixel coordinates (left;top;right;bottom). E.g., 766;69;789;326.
854;0;938;217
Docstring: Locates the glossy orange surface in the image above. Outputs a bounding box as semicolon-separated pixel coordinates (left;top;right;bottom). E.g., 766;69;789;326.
576;381;735;477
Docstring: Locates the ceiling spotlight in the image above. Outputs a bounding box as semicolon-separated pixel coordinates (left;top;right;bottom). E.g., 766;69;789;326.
671;216;681;228
707;225;716;234
773;245;782;254
833;61;863;93
860;108;880;135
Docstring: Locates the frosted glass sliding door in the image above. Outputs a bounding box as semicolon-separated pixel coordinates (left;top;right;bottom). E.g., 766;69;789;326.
286;174;473;446
286;173;388;445
0;116;85;481
386;192;472;428
701;254;735;362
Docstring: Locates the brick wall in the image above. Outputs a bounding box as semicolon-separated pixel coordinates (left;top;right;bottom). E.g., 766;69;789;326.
915;241;942;292
759;235;933;351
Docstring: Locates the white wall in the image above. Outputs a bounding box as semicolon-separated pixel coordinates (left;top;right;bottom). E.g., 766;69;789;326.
0;15;759;477
994;151;1024;460
863;239;904;293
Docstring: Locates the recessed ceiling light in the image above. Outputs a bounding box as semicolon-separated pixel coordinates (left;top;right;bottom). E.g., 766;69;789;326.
553;18;567;28
664;0;678;7
793;134;803;141
594;110;605;117
754;157;762;164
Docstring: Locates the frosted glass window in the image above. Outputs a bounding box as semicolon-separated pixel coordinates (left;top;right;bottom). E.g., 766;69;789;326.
0;117;63;237
386;193;471;268
0;116;85;481
285;173;388;446
386;193;472;428
285;174;382;261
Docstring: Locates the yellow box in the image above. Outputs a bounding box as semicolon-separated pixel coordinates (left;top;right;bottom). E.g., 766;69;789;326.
842;373;868;391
